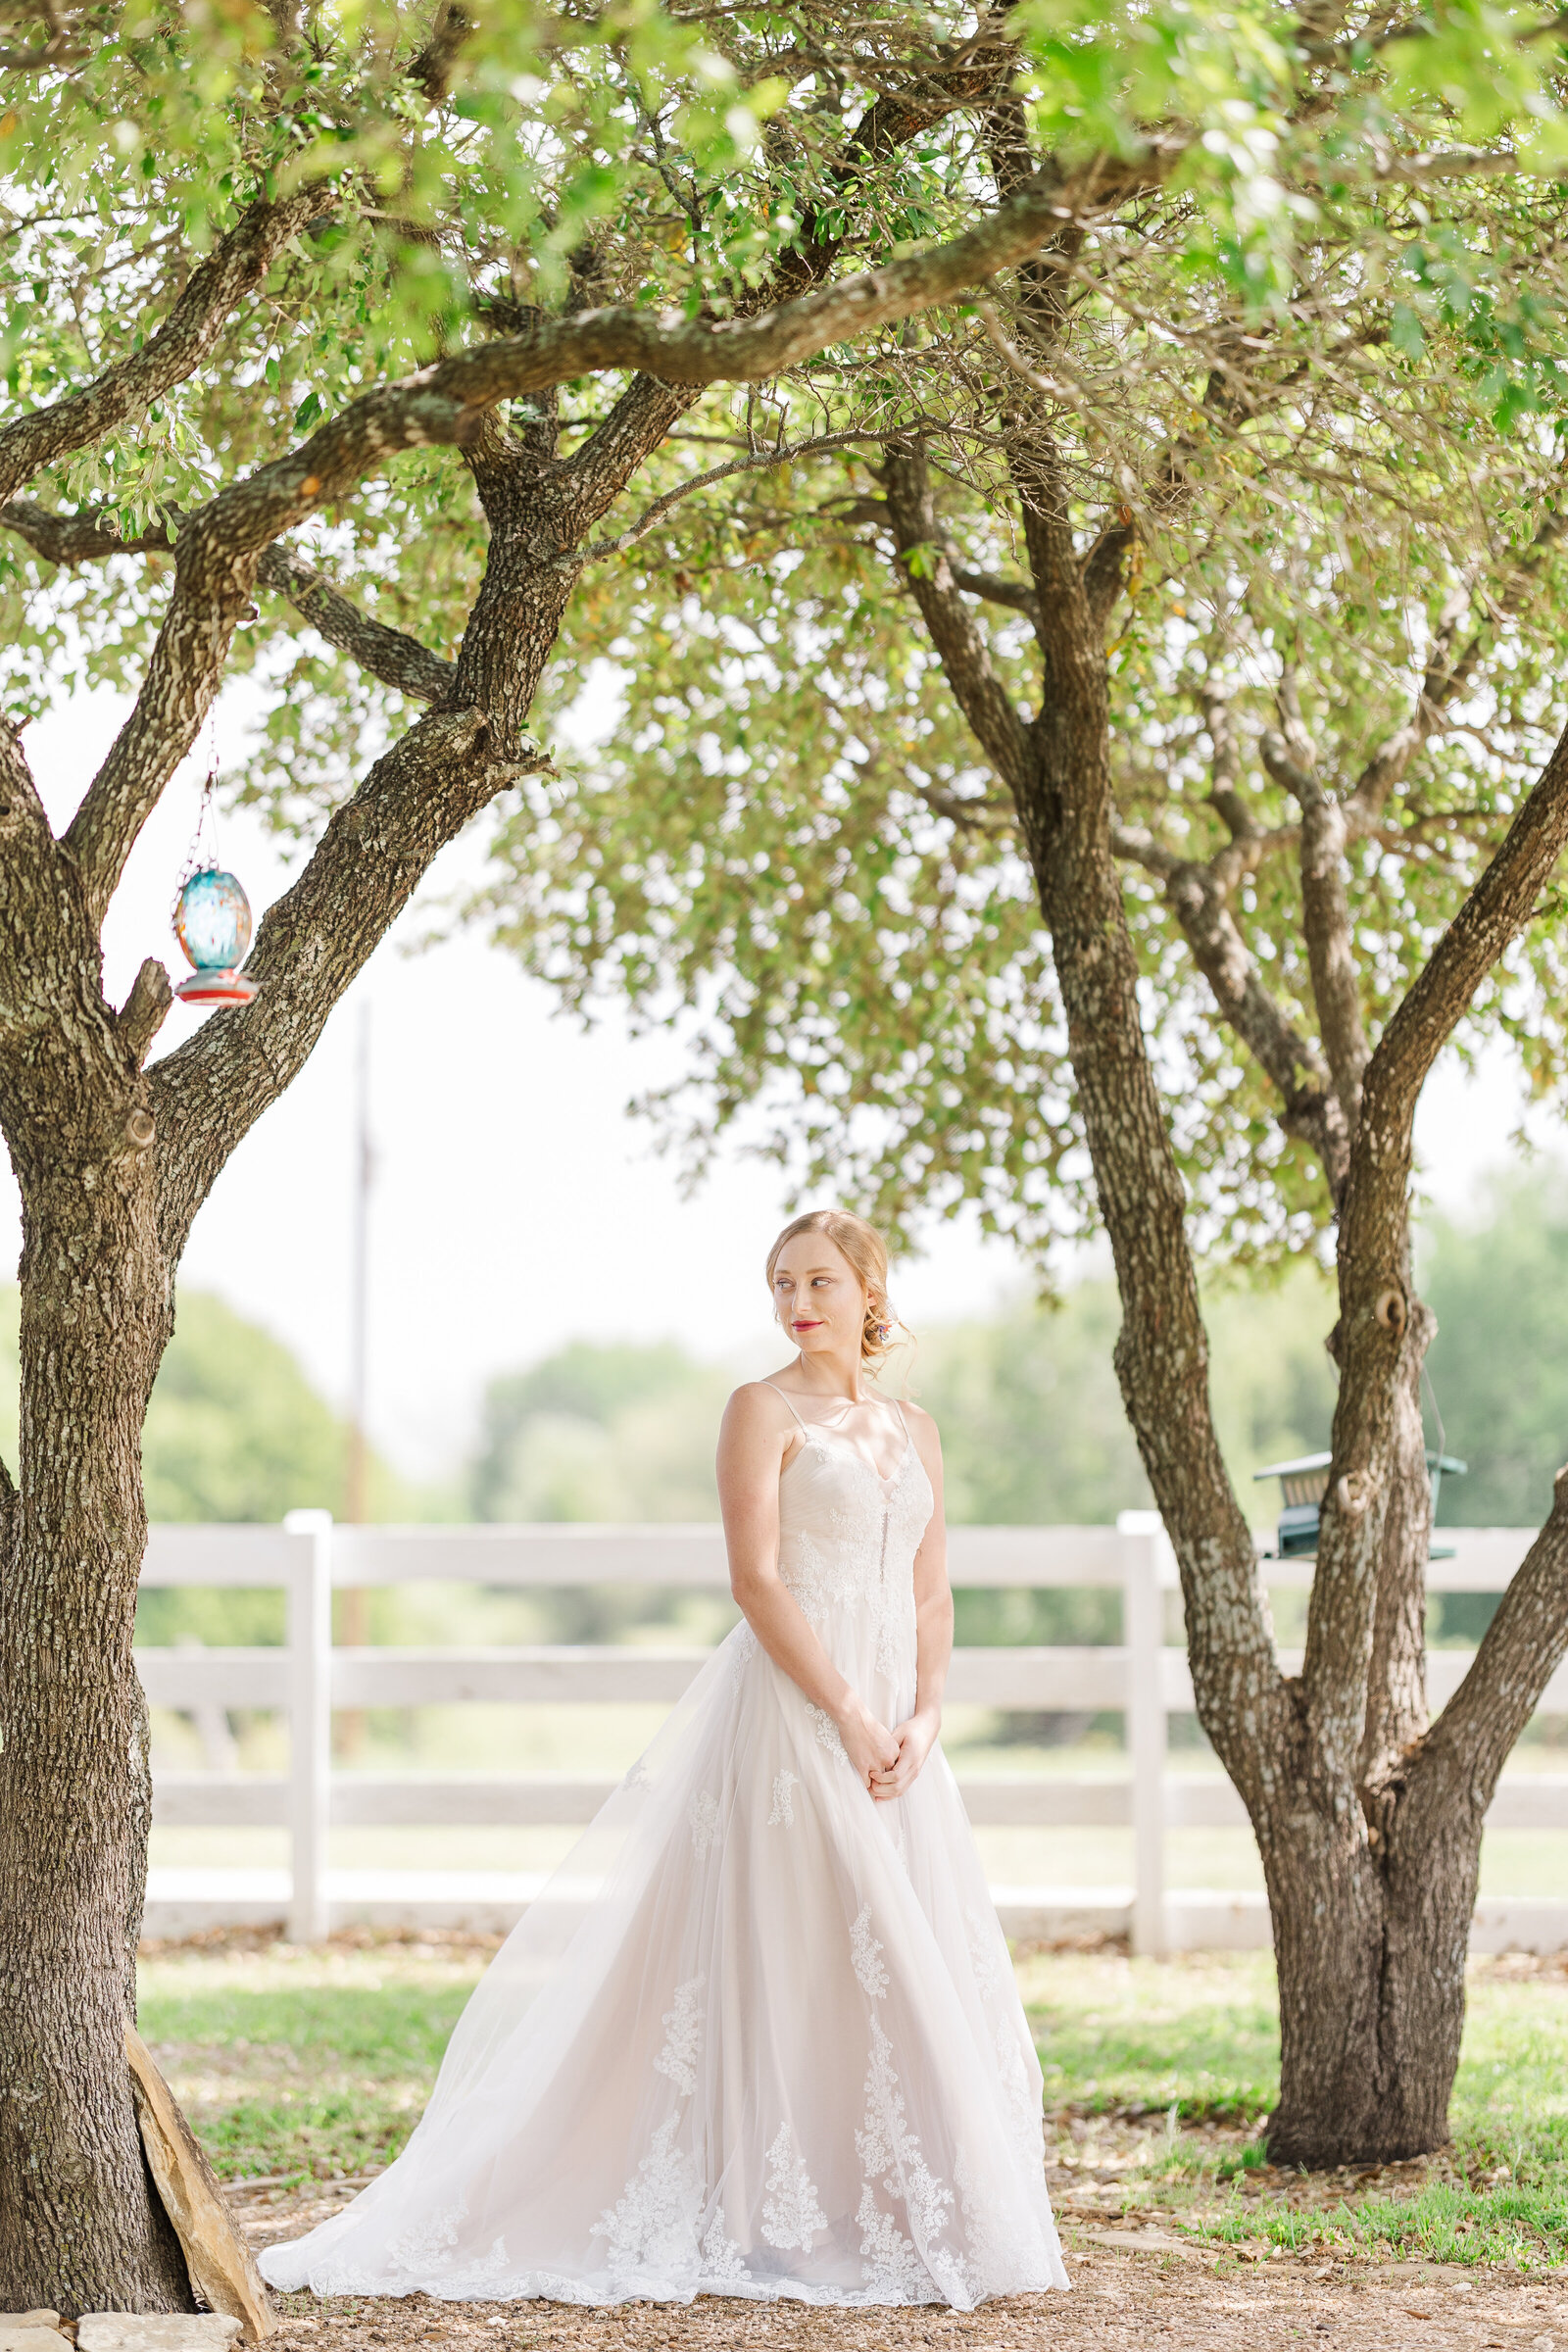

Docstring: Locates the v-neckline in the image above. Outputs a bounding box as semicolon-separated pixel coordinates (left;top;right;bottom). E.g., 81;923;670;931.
768;1383;911;1487
792;1423;913;1490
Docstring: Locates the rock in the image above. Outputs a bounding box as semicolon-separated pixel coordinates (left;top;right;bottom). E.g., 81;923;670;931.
0;2321;62;2333
1067;2223;1199;2256
123;2028;277;2341
0;2330;71;2352
77;2324;240;2352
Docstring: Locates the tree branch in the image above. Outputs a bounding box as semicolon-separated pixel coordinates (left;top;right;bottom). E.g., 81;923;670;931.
407;0;473;101
114;959;172;1069
63;168;1098;923
1426;1465;1568;1795
1304;716;1568;1770
1202;684;1262;852
0;499;456;707
0;188;337;510
574;430;872;565
1149;842;1351;1193
946;562;1040;617
0;498;172;564
1349;493;1568;823
1356;721;1568;1160
770;7;1021;297
881;441;1033;789
557;38;1059;536
1262;725;1370;1140
255;546;457;704
149;706;545;1259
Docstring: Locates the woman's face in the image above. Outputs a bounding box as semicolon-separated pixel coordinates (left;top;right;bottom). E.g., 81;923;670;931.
771;1233;867;1362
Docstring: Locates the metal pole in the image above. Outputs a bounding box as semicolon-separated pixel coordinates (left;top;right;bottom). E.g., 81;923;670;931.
338;1004;373;1757
345;1001;372;1528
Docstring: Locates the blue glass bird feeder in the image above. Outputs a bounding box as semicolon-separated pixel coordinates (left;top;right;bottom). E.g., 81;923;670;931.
172;865;259;1006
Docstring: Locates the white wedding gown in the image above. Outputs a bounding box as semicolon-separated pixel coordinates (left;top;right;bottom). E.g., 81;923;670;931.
260;1395;1067;2309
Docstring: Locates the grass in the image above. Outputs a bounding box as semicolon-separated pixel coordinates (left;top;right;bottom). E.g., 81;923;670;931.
1014;1947;1568;2271
138;1937;480;2182
140;1936;1568;2272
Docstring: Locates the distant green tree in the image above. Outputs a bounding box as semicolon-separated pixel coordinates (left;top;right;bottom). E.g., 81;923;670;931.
142;1292;346;1526
0;1284;358;1525
908;1258;1339;1527
1416;1169;1568;1648
0;1285;424;1645
905;1260;1339;1656
470;1342;719;1522
138;1291;348;1645
907;1282;1146;1532
467;1340;734;1644
1422;1170;1568;1532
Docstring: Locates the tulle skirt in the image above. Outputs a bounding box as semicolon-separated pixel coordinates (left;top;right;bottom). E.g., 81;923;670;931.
259;1609;1067;2309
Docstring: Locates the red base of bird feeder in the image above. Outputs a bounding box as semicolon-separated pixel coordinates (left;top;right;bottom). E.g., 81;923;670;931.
174;967;259;1007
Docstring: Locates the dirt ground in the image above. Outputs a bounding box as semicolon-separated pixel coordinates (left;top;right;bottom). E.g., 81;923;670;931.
245;2195;1567;2351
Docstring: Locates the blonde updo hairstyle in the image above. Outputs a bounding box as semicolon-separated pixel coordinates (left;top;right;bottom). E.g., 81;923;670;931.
765;1208;904;1367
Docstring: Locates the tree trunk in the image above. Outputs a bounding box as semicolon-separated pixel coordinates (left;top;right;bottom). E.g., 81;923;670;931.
1261;1693;1484;2164
0;1176;190;2309
1262;1262;1479;2165
995;498;1488;2164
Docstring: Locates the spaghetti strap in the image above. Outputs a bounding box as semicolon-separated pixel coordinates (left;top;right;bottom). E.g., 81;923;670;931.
764;1381;809;1430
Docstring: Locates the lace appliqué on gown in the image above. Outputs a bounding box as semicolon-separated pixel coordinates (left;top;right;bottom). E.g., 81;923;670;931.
851;1905;890;1998
652;1975;705;2098
768;1770;800;1827
687;1790;720;1859
590;2117;702;2285
805;1702;848;1762
700;2211;753;2286
964;1907;1044;2170
761;2123;828;2249
781;1461;921;1691
362;2198;513;2297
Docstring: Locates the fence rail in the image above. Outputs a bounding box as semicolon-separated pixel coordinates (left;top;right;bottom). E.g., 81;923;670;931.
137;1513;1568;1955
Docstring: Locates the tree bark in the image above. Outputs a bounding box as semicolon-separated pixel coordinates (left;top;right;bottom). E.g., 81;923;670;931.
0;1032;190;2301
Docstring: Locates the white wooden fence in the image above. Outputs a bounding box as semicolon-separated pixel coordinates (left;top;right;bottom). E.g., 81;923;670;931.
137;1512;1568;1956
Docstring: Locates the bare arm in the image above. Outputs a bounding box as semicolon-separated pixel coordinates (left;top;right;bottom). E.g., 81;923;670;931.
716;1383;900;1790
873;1405;953;1800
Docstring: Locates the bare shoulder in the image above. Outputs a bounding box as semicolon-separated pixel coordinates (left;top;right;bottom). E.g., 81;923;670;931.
717;1380;796;1482
720;1380;796;1440
894;1395;943;1472
897;1396;941;1443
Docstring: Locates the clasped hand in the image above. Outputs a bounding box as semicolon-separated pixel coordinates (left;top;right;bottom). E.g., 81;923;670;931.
837;1695;939;1800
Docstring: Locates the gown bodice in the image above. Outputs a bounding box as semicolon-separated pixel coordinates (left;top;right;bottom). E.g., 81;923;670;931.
775;1410;934;1691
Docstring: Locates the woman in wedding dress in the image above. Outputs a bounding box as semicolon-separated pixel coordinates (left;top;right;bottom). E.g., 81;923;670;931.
260;1208;1066;2310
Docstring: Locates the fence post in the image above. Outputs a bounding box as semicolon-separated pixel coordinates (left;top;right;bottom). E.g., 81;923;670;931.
284;1509;332;1943
1118;1509;1168;1958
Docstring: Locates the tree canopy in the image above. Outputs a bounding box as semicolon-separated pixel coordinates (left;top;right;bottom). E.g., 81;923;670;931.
471;168;1568;1270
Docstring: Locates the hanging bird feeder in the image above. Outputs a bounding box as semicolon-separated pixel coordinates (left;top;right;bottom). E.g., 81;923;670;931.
172;866;258;1004
171;759;258;1006
1253;1447;1467;1560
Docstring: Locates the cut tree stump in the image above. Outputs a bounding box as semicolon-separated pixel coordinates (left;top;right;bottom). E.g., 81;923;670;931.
123;2028;277;2342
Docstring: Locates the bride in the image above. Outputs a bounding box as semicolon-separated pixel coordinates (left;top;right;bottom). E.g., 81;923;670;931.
260;1208;1067;2309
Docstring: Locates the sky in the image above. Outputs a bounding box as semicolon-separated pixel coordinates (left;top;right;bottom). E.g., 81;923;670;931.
5;681;1549;1481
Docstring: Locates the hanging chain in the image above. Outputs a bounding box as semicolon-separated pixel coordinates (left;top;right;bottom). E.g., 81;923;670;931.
172;715;222;906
